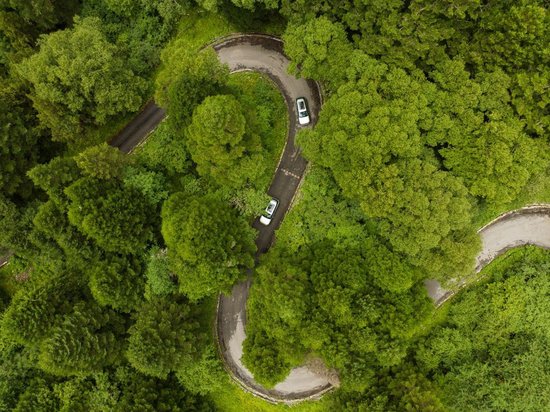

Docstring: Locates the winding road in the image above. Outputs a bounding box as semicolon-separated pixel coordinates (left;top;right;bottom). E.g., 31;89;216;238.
111;35;332;402
212;36;333;403
426;205;550;306
109;35;550;404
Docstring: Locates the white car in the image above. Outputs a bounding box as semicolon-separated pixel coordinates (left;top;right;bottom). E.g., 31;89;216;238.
296;97;310;125
259;198;279;226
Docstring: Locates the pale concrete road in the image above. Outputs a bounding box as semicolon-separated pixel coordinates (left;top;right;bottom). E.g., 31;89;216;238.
426;205;550;305
214;35;332;403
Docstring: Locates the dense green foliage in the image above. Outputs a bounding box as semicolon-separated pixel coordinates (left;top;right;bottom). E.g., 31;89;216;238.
188;94;263;188
239;8;549;400
161;192;255;300
0;84;42;198
243;169;436;391
127;298;204;378
416;247;550;411
0;0;548;410
17;16;147;142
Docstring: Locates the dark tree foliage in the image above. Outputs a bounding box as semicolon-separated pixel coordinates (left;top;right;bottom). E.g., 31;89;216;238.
32;199;100;266
0;0;80;53
12;377;60;412
7;366;213;412
65;176;154;254
27;156;82;207
126;297;204;378
0;336;41;411
0;83;41;198
113;369;214;412
82;0;188;76
332;364;445;412
1;271;85;346
38;300;126;376
161;192;255;300
0;195;37;255
88;254;145;313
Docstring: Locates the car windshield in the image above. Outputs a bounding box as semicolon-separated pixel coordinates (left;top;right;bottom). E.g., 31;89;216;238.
299;111;307;117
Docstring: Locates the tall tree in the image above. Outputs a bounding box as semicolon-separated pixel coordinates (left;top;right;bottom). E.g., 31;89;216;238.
38;301;125;376
1;271;84;346
0;83;40;198
65;177;153;254
283;16;354;89
0;0;79;52
27;157;82;207
88;254;145;313
187;94;264;188
12;378;59;412
126;298;204;378
17;16;147;142
0;195;37;255
161;192;255;299
74;143;129;180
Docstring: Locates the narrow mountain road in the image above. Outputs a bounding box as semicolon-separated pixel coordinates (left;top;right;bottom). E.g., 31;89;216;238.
426;205;550;306
110;34;550;404
110;34;331;402
213;35;332;403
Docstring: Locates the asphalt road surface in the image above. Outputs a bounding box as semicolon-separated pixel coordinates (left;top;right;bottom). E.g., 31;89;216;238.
110;100;166;154
108;35;550;403
213;36;333;402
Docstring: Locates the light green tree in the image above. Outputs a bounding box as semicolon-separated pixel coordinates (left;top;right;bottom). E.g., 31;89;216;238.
187;95;264;188
161;192;255;299
126;298;204;378
17;16;147;142
156;49;229;130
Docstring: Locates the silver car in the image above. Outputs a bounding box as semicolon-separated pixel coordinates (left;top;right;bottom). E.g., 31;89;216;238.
259;198;279;225
296;97;310;125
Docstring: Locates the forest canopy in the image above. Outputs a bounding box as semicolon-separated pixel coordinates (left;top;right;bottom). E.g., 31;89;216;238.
0;0;548;411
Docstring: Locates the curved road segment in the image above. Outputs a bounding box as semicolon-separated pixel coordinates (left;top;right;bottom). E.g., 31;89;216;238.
111;34;332;402
426;205;550;306
110;35;550;403
212;36;332;403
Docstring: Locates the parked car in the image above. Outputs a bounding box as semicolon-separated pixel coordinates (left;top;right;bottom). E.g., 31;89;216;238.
259;198;279;225
296;97;310;125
